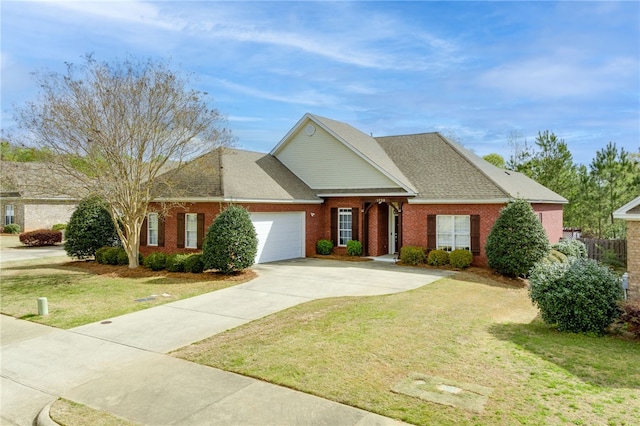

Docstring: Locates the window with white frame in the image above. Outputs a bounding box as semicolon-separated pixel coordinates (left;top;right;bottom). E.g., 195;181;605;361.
338;208;352;246
147;213;158;246
436;215;470;251
185;213;198;249
4;205;15;225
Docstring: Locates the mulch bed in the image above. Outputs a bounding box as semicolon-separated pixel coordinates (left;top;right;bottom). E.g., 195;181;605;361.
64;260;257;282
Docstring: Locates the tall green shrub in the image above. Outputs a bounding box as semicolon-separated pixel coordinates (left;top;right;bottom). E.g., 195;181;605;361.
202;205;258;274
529;258;623;334
64;195;119;259
485;198;550;277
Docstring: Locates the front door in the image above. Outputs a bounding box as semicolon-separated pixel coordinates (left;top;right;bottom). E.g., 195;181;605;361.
389;205;399;254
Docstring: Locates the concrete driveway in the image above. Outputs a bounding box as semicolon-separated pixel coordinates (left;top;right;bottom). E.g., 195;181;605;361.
1;258;450;426
0;244;69;264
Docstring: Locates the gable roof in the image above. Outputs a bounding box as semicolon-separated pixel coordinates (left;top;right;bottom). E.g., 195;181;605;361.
271;113;417;195
376;133;568;204
152;148;320;203
0;161;82;201
613;195;640;220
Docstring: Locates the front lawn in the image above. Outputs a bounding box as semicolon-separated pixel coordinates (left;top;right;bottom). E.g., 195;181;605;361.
0;259;255;329
174;270;640;426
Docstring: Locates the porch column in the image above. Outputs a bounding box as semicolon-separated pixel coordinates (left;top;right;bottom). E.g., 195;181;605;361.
397;202;403;253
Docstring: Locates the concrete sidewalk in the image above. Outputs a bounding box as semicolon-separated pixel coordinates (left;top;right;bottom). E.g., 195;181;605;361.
1;258;450;425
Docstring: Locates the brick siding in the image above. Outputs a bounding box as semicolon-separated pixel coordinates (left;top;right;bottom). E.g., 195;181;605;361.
627;221;640;302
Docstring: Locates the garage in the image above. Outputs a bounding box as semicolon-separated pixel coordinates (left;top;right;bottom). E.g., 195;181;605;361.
250;212;306;264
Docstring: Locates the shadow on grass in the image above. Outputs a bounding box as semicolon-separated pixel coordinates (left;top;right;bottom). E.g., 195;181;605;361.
489;320;640;389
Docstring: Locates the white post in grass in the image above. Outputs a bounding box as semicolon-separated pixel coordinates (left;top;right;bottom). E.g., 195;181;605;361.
37;297;48;316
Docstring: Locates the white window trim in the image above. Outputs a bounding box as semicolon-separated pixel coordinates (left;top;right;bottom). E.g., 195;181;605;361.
338;208;352;247
147;213;159;246
4;204;15;225
185;213;198;249
436;215;470;252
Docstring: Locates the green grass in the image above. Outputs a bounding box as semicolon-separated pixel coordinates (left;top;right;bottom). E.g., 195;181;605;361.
174;271;640;426
49;398;138;426
0;259;252;329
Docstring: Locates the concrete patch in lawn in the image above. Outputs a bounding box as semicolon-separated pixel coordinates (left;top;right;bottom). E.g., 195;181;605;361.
392;372;492;413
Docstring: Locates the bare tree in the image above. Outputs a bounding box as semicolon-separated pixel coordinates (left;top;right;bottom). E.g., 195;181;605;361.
14;55;233;268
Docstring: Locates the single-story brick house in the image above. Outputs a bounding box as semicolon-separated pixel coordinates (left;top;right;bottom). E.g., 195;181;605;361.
142;113;567;265
614;195;640;302
0;161;79;232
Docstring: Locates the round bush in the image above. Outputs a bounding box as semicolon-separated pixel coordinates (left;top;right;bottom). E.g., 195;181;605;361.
551;239;587;259
144;252;167;271
346;240;362;256
400;246;426;265
19;229;62;246
3;224;21;234
95;246;111;264
116;248;129;265
316;239;333;255
529;258;623;334
427;249;450;266
202;206;257;274
51;223;67;232
166;253;189;272
102;247;122;265
184;254;204;273
64;195;119;259
485;199;550;277
449;249;472;269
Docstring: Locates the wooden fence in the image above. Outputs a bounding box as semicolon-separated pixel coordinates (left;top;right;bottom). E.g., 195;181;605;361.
578;238;627;265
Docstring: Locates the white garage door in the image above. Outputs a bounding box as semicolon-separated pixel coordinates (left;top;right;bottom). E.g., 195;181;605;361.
250;212;305;264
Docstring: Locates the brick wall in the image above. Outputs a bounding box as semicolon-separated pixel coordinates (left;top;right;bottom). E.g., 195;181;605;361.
627;220;640;302
141;202;324;257
402;204;503;266
532;203;564;244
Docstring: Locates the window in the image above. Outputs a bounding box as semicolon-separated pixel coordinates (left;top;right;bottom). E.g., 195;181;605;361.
147;213;158;246
185;213;198;249
338;208;352;246
436;215;470;251
4;205;14;225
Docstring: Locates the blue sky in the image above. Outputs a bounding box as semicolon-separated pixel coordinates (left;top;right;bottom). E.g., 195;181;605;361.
1;1;638;165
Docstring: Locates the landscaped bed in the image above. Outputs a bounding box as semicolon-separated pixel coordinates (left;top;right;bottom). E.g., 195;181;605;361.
173;270;640;426
0;258;255;329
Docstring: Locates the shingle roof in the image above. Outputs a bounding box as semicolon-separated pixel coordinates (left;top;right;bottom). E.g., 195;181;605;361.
376;133;568;203
221;149;320;202
0;161;82;200
152;148;320;202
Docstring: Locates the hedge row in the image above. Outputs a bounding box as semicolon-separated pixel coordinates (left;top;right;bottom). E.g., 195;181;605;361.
399;246;473;269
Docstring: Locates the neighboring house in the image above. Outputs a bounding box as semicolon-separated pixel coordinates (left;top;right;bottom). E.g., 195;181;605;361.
143;113;567;266
613;196;640;302
0;161;79;231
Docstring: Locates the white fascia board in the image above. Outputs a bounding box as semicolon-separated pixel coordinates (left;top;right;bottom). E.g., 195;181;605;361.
613;196;640;218
408;198;568;205
613;213;640;220
153;197;323;204
316;192;415;198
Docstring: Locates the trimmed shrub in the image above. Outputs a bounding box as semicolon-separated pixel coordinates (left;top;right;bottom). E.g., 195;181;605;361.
449;249;473;269
620;301;640;338
551;239;587;259
3;224;21;234
529;258;623;334
316;239;333;255
144;252;167;271
485;198;550;277
64;195;119;259
19;229;62;246
116;248;129;266
400;246;426;265
51;223;67;232
103;247;123;265
95;246;110;264
166;253;189;272
543;249;569;264
427;249;450;266
184;254;204;273
346;240;362;256
202;205;258;274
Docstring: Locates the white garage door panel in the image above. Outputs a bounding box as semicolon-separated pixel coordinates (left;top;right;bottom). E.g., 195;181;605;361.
251;212;305;264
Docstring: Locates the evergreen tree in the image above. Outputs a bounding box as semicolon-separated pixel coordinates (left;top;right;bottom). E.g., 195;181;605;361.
64;195;120;259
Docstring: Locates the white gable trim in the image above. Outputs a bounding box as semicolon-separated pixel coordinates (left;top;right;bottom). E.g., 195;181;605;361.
271;113;416;195
613;195;640;220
